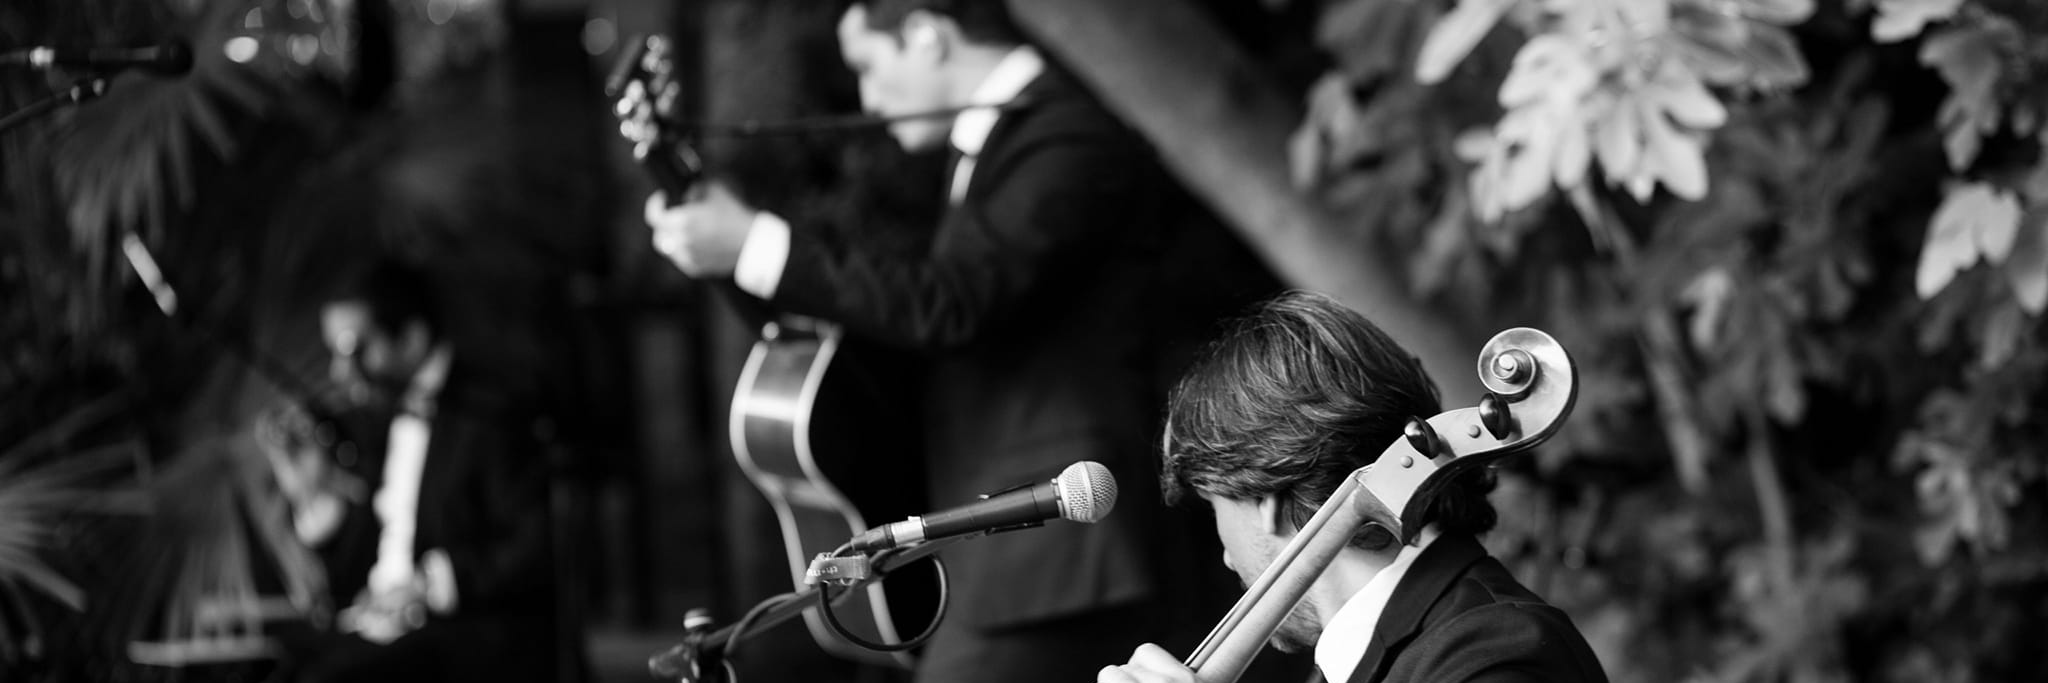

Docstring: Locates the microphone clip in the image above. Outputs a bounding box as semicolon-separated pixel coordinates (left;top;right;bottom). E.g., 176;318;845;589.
974;482;1046;536
982;520;1046;536
803;553;872;587
973;480;1049;536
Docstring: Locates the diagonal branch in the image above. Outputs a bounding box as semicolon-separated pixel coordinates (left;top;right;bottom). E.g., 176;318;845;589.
1009;0;1483;405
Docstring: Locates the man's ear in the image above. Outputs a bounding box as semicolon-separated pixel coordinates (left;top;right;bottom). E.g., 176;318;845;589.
401;319;434;355
899;10;951;58
1257;494;1291;537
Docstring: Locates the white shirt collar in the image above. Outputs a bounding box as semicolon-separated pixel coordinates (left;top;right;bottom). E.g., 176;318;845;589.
400;345;452;418
948;46;1043;158
1313;526;1442;683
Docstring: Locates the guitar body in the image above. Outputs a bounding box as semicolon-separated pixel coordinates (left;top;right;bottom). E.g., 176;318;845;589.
729;318;917;669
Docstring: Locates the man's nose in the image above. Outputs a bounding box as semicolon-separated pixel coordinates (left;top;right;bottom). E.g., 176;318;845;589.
330;346;364;383
329;354;351;384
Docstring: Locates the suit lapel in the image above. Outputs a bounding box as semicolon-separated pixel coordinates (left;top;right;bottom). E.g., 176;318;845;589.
958;71;1060;201
978;71;1052;151
1348;534;1489;683
410;373;470;557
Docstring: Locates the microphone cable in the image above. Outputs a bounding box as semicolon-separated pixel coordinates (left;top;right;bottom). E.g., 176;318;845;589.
715;590;803;681
815;542;949;654
660;99;1032;141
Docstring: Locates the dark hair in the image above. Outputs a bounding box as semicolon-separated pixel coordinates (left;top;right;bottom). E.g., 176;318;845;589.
1161;290;1496;550
325;260;442;341
853;0;1024;47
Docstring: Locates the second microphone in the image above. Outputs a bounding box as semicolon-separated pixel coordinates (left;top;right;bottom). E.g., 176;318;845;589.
848;461;1117;552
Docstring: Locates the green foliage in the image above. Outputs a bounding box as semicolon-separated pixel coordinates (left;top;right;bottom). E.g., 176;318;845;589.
2;0;512;676
1302;0;2048;680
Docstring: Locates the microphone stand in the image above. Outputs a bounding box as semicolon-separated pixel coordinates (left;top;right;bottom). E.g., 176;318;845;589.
0;69;341;410
0;75;108;135
0;60;376;419
648;535;964;683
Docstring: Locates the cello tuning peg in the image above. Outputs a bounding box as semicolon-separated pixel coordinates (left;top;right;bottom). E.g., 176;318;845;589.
1478;393;1515;441
1403;417;1442;462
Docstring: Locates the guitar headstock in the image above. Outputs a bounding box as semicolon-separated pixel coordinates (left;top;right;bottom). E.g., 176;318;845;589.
606;34;703;203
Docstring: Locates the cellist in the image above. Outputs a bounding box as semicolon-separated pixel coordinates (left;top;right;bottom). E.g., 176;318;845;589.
1100;291;1607;683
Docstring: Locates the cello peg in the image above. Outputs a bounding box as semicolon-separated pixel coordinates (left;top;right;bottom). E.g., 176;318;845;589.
1403;418;1441;461
1478;393;1515;440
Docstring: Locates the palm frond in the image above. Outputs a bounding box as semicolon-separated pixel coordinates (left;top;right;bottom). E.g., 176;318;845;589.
46;0;278;278
0;402;150;617
112;426;327;663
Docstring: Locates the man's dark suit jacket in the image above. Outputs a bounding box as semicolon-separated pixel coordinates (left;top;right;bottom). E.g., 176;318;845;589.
1346;534;1608;683
768;68;1164;629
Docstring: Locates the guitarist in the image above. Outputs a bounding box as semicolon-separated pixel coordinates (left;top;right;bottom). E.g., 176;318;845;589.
643;1;1192;680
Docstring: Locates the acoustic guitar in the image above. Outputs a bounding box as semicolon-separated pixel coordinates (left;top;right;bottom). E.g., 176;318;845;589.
607;34;918;669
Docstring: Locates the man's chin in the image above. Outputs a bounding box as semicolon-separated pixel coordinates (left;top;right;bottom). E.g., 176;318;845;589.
888;123;946;153
346;382;404;408
1268;607;1320;653
1267;631;1314;654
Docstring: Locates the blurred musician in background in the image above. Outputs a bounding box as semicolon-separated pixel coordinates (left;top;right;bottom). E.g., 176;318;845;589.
275;260;562;683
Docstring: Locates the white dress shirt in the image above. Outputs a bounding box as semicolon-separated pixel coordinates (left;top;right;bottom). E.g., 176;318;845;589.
731;46;1047;300
1314;526;1442;683
364;346;457;611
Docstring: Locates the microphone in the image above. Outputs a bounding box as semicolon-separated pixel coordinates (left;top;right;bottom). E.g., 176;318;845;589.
1;41;194;75
849;461;1118;552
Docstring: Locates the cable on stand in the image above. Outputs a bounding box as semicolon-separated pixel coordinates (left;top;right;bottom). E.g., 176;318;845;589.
814;544;947;654
648;536;962;683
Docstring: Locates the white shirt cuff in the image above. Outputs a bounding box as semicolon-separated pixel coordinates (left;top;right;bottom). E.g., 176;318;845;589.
733;211;791;300
421;548;458;615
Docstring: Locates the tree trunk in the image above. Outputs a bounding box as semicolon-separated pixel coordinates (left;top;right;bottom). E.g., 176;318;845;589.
1010;0;1483;405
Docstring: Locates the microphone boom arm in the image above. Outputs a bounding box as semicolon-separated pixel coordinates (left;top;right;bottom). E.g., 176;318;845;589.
0;76;108;136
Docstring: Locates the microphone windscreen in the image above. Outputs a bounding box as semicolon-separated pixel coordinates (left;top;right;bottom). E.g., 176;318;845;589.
1054;461;1117;523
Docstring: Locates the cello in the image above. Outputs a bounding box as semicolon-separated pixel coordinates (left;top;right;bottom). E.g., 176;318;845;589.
1182;327;1579;682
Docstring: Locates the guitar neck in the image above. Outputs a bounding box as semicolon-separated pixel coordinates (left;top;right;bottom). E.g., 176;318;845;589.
639;133;702;204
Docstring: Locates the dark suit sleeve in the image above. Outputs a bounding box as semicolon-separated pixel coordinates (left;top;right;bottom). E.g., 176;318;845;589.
772;120;1146;351
1379;603;1608;683
443;426;554;614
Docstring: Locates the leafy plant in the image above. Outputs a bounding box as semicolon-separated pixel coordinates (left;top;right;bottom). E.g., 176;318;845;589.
2;0;413;676
1297;0;2048;680
0;400;138;666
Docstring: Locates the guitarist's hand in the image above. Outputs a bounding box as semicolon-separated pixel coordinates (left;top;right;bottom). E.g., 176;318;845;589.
645;181;756;278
